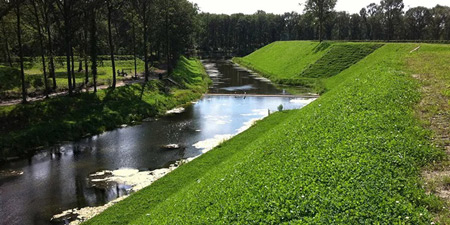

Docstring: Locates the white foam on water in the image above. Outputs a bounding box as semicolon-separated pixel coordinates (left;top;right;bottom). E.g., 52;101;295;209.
290;98;317;104
166;107;185;114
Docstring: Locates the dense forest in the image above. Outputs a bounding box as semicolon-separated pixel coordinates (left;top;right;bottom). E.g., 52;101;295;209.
0;0;450;101
197;2;450;55
0;0;198;101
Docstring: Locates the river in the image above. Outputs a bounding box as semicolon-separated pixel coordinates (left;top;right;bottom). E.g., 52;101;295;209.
0;60;316;225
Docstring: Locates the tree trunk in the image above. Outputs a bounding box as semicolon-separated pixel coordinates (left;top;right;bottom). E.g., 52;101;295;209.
319;5;323;42
64;0;73;96
107;3;116;89
84;21;89;85
16;2;27;103
133;21;137;79
1;19;13;67
143;1;149;82
90;10;98;93
165;0;171;77
44;4;56;90
71;47;76;89
32;0;49;98
78;55;83;72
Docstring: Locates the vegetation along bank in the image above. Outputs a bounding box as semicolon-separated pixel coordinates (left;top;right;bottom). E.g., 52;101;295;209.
86;42;450;224
0;57;211;161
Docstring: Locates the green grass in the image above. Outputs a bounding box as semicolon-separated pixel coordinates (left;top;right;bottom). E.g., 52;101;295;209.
0;56;146;99
235;41;329;79
405;44;450;224
86;43;446;224
0;56;210;160
233;42;384;93
300;43;383;78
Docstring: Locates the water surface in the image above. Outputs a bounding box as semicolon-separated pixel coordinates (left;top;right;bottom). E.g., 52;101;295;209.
0;60;315;225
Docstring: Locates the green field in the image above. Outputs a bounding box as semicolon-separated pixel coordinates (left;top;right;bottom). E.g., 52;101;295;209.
234;41;384;93
0;56;210;160
86;43;450;224
0;56;145;99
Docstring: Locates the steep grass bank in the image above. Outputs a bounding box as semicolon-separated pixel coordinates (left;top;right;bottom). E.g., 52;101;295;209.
0;57;210;160
87;44;444;224
233;41;382;93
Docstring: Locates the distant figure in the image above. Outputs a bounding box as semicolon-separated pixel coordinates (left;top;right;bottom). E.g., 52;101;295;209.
243;92;247;99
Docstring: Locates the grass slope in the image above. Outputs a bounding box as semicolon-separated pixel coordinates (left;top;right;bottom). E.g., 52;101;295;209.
234;42;383;92
87;44;444;224
0;57;210;160
234;41;329;80
300;43;383;78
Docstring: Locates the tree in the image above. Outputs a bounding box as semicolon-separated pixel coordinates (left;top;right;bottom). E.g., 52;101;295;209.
304;0;337;42
0;17;13;67
334;11;350;40
41;0;57;90
381;0;404;40
106;0;122;89
405;7;431;40
131;0;150;81
366;3;384;40
429;5;450;40
88;0;100;93
55;0;76;95
31;0;49;97
350;13;362;40
13;0;27;103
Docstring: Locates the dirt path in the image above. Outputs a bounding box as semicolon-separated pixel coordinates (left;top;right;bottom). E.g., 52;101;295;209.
0;77;147;107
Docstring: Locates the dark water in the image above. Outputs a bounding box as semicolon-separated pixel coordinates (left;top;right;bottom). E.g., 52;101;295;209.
0;60;315;225
205;60;289;95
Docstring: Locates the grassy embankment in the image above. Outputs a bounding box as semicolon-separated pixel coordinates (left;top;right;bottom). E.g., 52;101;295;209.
0;56;145;99
406;45;450;223
87;43;449;224
0;56;210;160
233;41;382;93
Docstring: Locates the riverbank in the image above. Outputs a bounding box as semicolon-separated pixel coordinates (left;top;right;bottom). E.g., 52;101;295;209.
233;41;382;93
0;56;211;161
86;43;449;224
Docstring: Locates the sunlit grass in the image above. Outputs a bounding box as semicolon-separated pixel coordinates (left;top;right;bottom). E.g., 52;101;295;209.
0;56;146;98
86;43;445;224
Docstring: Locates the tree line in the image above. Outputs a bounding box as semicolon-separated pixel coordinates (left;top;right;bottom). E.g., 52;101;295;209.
1;0;450;103
0;0;197;102
197;0;450;55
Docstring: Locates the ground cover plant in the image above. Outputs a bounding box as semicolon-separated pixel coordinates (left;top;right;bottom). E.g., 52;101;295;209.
86;43;445;224
0;57;210;160
233;42;383;93
300;43;383;78
405;44;450;224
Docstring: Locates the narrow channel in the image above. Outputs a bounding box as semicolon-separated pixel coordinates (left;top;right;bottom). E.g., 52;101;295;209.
0;60;315;225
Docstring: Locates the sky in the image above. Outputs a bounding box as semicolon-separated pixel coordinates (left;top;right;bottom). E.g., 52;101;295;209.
189;0;450;15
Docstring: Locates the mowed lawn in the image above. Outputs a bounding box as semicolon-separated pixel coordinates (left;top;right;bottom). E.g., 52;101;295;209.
0;56;146;99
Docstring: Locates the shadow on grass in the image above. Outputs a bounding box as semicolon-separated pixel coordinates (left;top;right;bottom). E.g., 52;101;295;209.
0;84;159;159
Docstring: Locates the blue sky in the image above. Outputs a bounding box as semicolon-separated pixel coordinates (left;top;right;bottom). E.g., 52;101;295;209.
189;0;450;15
